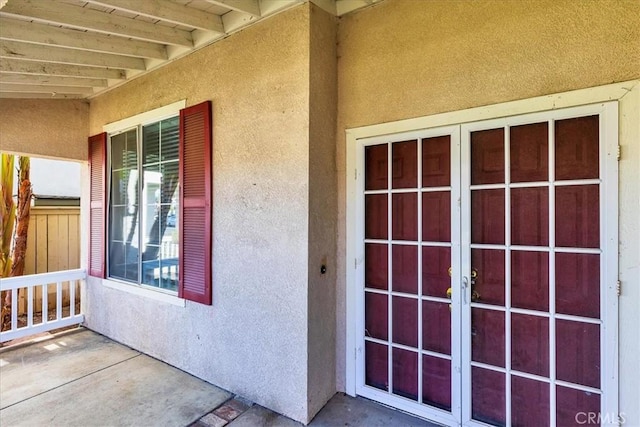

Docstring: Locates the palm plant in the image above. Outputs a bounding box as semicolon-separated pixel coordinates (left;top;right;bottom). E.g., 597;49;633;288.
0;154;32;331
11;156;32;277
0;154;16;330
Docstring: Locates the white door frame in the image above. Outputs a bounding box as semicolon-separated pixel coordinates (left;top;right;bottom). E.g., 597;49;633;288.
345;82;631;425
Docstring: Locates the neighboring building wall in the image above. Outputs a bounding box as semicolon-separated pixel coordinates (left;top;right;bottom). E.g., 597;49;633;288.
29;158;82;199
307;4;338;421
0;99;89;160
85;4;330;423
335;0;640;423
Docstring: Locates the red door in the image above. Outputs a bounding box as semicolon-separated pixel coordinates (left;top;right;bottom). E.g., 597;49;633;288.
361;129;460;425
463;114;605;426
357;103;617;427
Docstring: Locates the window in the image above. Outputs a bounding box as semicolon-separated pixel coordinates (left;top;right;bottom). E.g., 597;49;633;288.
108;117;180;291
89;101;212;305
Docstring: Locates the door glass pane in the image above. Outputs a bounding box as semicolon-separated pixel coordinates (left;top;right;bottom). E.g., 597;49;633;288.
422;192;450;242
365;341;388;391
471;189;505;245
512;376;550;427
471;128;504;185
365;194;388;239
510;122;548;183
365;292;388;341
393;348;418;400
422;135;450;187
471;308;505;367
555;185;599;248
422;246;450;298
365;144;388;190
471;249;505;306
392;193;418;241
555;115;599;180
422;300;450;354
556;385;600;427
392;140;417;189
556;253;600;319
392;296;418;348
422;355;451;410
511;187;549;246
511;251;549;312
365;243;387;290
556;320;600;388
511;314;549;377
392;245;417;294
472;367;505;426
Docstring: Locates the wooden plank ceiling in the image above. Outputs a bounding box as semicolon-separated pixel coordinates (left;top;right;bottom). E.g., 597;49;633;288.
0;0;381;99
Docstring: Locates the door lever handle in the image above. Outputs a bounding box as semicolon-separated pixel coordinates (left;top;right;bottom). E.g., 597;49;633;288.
462;276;469;304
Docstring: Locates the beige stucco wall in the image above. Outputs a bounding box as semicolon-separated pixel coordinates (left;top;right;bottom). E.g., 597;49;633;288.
307;4;338;420
335;0;640;422
0;99;88;160
85;5;316;423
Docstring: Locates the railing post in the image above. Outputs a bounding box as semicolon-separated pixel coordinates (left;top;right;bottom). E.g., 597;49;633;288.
27;285;33;327
42;285;48;324
10;290;18;332
56;281;62;321
70;280;76;317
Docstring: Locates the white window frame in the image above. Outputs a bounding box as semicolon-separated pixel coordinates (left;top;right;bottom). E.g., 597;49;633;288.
100;100;186;305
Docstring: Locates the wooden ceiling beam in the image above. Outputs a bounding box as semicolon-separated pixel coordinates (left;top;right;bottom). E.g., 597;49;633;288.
204;0;261;17
0;73;108;88
0;18;168;60
0;82;94;95
0;0;193;47
0;58;126;80
0;92;86;99
85;0;225;34
0;41;146;70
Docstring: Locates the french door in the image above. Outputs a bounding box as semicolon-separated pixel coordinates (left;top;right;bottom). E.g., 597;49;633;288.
355;103;618;426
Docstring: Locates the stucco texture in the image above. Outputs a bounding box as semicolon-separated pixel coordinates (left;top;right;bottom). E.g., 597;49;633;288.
86;5;316;423
307;4;338;421
334;0;640;418
0;99;89;160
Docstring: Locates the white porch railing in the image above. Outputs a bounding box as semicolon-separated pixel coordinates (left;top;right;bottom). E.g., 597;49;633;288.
0;269;85;343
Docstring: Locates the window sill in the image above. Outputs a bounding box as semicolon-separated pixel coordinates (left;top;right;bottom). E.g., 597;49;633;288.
101;278;186;307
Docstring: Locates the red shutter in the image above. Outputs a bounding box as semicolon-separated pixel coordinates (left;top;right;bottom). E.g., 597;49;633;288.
88;132;106;278
179;101;212;304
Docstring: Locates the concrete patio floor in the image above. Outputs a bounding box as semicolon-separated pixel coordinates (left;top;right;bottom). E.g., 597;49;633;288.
0;328;437;427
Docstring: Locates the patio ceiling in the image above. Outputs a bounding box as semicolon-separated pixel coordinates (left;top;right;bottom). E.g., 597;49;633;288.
0;0;380;100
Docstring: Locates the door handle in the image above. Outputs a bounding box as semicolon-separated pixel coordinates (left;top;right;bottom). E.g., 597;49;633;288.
447;267;453;310
447;267;480;304
462;276;469;304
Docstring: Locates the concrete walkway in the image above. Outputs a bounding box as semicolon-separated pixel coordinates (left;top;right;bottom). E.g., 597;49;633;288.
0;328;436;427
